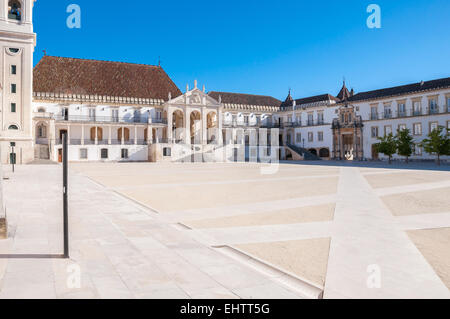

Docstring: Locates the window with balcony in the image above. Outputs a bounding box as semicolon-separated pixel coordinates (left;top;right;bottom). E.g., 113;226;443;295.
428;98;438;114
8;0;22;21
89;108;96;121
384;105;392;119
447;96;450;112
413;123;422;135
370;107;378;120
397;103;406;117
317;112;324;125
413;101;422;116
308;113;314;126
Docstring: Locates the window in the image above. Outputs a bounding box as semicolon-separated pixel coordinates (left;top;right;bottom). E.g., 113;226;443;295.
413;101;422;116
370;107;378;120
296;133;302;143
100;149;108;159
397;102;406;117
37;124;47;138
384;105;392;119
11;103;16;113
8;0;22;21
163;147;171;157
371;127;379;138
398;124;407;132
11;84;16;94
308;113;314;126
447;96;450;112
429;98;438;114
317;112;324;124
384;125;392;136
11;65;17;75
429;122;438;133
121;149;129;159
79;149;88;160
448;121;450;130
308;132;313;142
413;123;422;135
318;132;324;142
8;125;19;130
37;108;45;113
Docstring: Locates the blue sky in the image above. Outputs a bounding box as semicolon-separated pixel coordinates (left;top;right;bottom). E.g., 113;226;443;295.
33;0;450;101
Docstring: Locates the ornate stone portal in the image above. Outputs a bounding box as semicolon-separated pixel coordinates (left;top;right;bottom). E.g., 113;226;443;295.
332;104;364;160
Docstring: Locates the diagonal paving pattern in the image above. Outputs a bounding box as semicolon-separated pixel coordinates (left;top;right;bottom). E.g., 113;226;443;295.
324;167;450;299
1;162;450;299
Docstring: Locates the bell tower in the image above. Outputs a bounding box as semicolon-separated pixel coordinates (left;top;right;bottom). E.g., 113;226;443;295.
0;0;36;164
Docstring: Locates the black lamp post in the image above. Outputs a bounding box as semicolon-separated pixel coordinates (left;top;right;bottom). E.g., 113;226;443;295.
10;142;16;173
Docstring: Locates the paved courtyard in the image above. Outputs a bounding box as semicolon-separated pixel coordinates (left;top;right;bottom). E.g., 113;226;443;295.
1;161;450;299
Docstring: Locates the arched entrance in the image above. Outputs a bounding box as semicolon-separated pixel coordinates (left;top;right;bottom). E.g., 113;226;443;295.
207;111;218;143
190;111;201;144
309;149;318;156
172;110;184;143
319;148;330;158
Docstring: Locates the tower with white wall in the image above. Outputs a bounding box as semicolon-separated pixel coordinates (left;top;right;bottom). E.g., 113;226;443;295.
0;0;36;164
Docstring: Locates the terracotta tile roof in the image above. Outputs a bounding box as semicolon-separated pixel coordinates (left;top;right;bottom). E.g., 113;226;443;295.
208;91;282;107
348;77;450;102
33;56;182;101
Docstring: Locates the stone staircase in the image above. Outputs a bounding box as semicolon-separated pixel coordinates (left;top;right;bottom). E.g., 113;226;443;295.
286;144;321;161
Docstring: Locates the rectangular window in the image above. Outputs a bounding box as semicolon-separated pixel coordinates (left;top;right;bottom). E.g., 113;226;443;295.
371;126;379;138
397;102;406;117
307;113;314;126
447;97;450;112
79;149;88;160
413;123;422;136
11;65;16;75
318;131;324;142
308;132;313;142
121;149;129;159
384;125;392;136
317;112;324;124
11;84;16;94
398;124;407;132
429;122;438;133
11;103;16;113
296;133;302;143
429;98;438;114
101;149;108;159
413;101;422;116
384;105;392;119
370;107;378;120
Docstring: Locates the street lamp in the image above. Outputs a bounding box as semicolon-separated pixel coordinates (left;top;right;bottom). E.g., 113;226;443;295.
10;142;16;173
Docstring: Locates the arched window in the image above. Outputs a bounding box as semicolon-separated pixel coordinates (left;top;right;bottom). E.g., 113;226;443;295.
38;108;46;113
8;125;19;130
8;0;22;21
37;124;47;138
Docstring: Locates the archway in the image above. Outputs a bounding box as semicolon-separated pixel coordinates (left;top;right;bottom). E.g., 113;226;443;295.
319;148;330;158
172;110;184;142
190;110;201;144
309;149;318;156
207;111;218;143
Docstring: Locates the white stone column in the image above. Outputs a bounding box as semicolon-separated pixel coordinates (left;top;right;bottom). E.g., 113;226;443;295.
202;107;207;145
67;125;71;145
134;126;138;145
218;108;223;145
95;126;98;145
167;108;173;143
108;125;112;145
121;126;124;145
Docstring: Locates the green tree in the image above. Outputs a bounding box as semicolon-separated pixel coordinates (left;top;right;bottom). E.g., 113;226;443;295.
396;128;414;163
420;126;450;166
375;133;397;164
